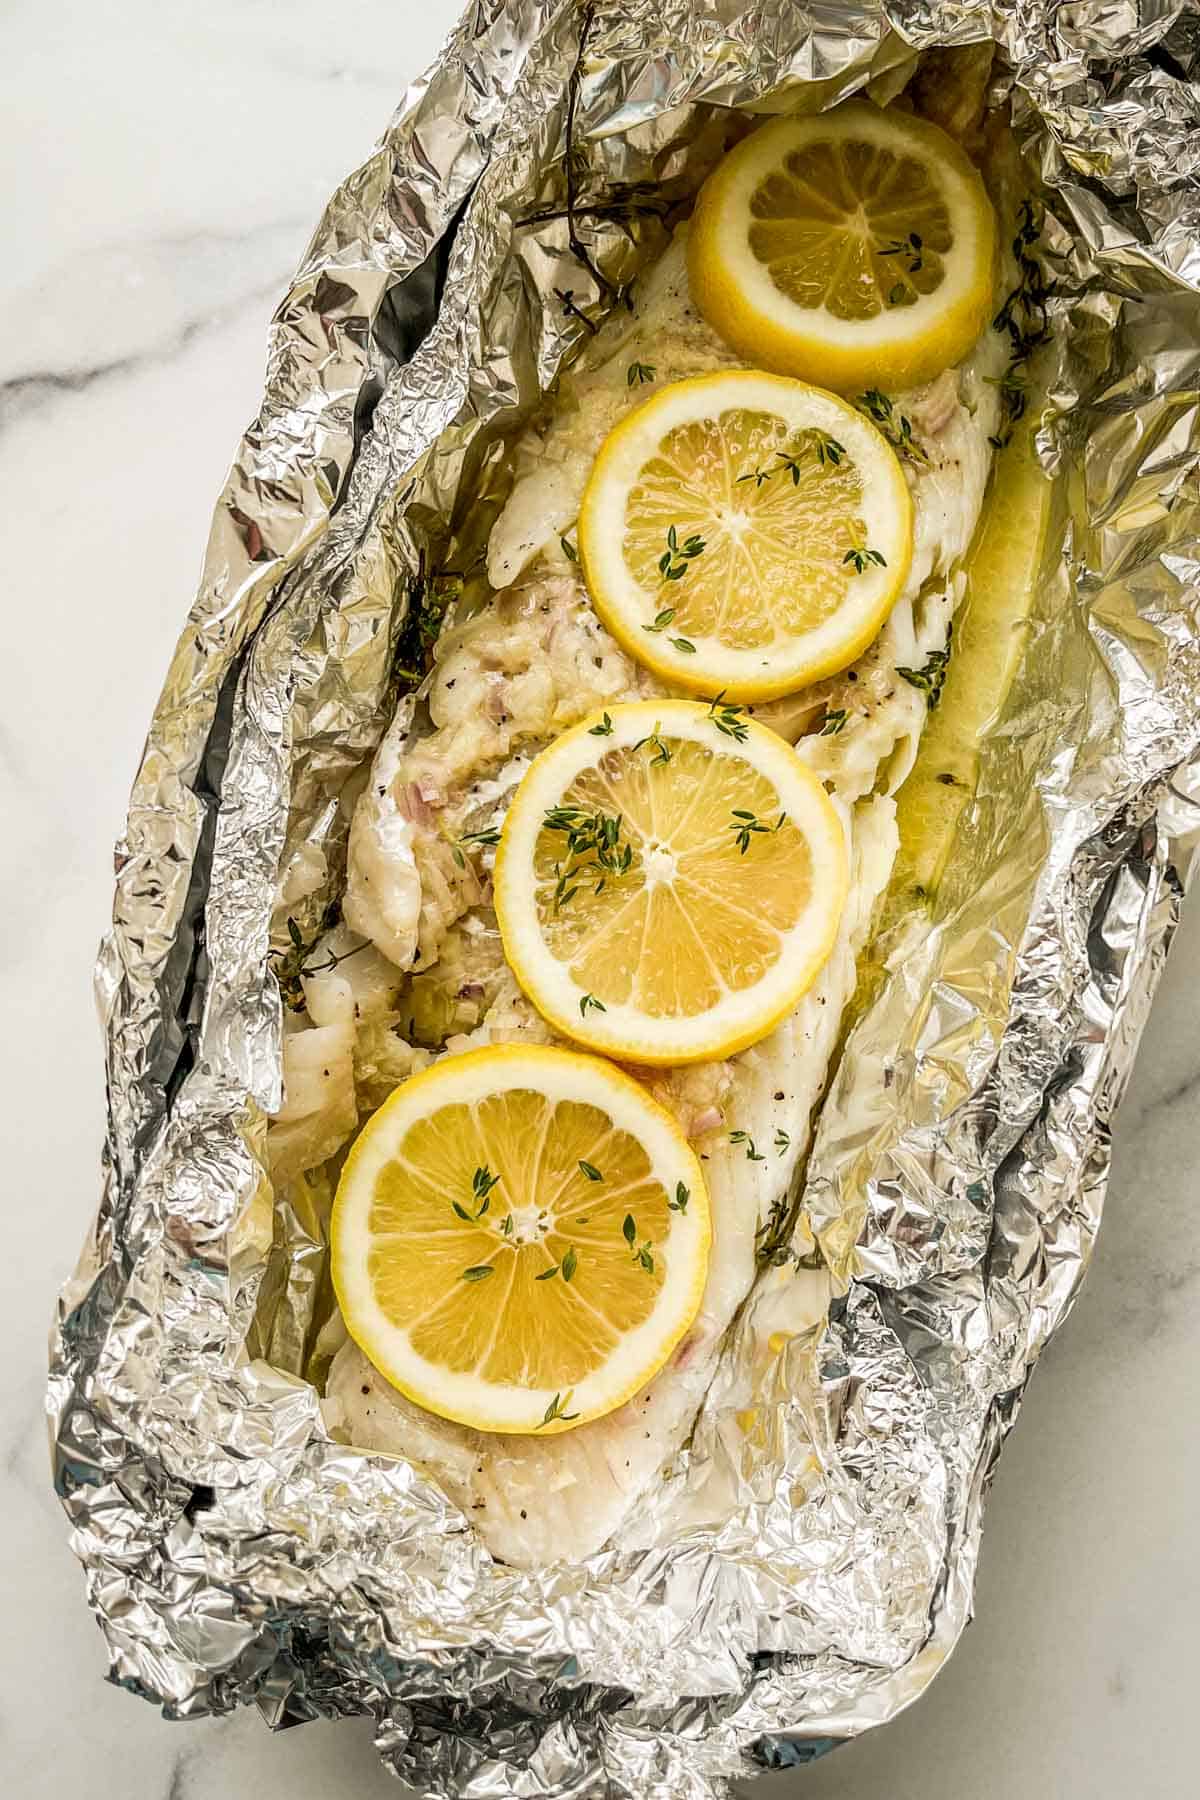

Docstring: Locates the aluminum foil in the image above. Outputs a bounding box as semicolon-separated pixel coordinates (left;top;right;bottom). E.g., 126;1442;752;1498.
47;2;1200;1794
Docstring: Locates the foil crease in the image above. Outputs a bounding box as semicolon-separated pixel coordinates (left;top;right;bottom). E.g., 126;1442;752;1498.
47;2;1200;1795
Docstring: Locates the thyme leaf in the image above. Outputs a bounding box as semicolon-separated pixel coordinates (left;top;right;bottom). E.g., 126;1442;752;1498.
729;808;785;854
540;1389;580;1426
730;1129;766;1162
896;643;951;710
706;691;750;741
658;524;706;582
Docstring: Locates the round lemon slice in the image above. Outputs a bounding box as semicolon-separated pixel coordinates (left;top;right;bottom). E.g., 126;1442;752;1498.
578;370;912;701
688;101;997;393
494;700;848;1064
332;1043;710;1435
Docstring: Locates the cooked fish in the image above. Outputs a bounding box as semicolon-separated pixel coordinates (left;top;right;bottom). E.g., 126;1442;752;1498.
283;213;1004;1567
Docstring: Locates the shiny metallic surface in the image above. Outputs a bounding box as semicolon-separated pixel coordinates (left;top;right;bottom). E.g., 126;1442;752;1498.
47;2;1200;1794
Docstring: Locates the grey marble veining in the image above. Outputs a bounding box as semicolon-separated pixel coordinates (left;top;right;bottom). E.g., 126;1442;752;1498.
4;4;1197;1796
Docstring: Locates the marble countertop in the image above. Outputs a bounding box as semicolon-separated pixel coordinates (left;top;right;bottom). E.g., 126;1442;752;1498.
4;4;1196;1795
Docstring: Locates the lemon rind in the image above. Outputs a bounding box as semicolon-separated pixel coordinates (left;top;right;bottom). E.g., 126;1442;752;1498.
332;1042;712;1436
688;102;998;394
494;701;850;1065
578;371;914;701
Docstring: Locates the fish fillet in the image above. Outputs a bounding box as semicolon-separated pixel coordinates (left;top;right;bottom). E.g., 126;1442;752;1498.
302;217;1004;1567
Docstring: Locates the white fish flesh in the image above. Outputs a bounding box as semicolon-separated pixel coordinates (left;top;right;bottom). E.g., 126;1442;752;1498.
311;220;1004;1567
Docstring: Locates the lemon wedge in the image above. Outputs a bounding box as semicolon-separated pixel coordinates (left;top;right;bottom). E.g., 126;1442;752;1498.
494;700;848;1064
578;370;913;700
332;1043;710;1435
688;100;997;393
888;418;1052;908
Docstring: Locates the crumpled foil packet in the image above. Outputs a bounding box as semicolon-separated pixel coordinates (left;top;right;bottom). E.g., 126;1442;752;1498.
47;2;1200;1794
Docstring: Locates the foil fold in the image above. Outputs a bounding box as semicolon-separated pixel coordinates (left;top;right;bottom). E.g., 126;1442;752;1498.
48;2;1200;1795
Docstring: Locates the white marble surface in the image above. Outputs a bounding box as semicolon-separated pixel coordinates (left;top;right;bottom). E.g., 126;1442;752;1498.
3;3;1197;1795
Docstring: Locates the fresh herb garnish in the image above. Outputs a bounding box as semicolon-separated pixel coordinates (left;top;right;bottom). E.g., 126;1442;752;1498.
579;1160;603;1182
392;548;465;686
623;1212;655;1273
540;1390;580;1426
774;1128;790;1154
706;691;750;742
634;721;672;764
896;643;951;710
562;1245;578;1282
579;992;607;1017
542;806;633;909
588;712;614;736
451;824;502;869
730;1130;765;1162
658;524;706;582
559;532;579;564
843;545;887;575
454;1165;500;1223
729;808;784;854
268;899;345;1013
669;1182;690;1214
536;1262;560;1281
989;201;1051;448
856;389;928;465
738;435;846;488
644;607;675;633
670;636;697;654
461;1264;494;1282
500;1213;514;1237
627;359;656;386
820;707;848;736
880;231;924;273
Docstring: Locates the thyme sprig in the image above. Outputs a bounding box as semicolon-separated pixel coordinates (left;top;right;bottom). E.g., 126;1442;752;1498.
627;359;656;386
454;1165;500;1224
589;712;614;737
540;1389;580;1426
896;641;951;710
669;1182;690;1214
729;809;784;854
880;231;924;273
843;545;887;575
542;806;633;909
989;199;1051;449
393;548;464;685
730;1129;766;1162
634;721;672;764
738;434;846;489
451;825;502;870
579;991;607;1017
820;707;848;737
856;389;929;465
706;691;750;741
269;899;346;1013
659;524;706;582
623;1212;655;1273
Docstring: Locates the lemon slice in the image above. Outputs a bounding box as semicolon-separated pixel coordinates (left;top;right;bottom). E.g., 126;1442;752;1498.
578;370;913;701
332;1043;710;1435
688;100;997;393
888;418;1051;908
494;700;848;1064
